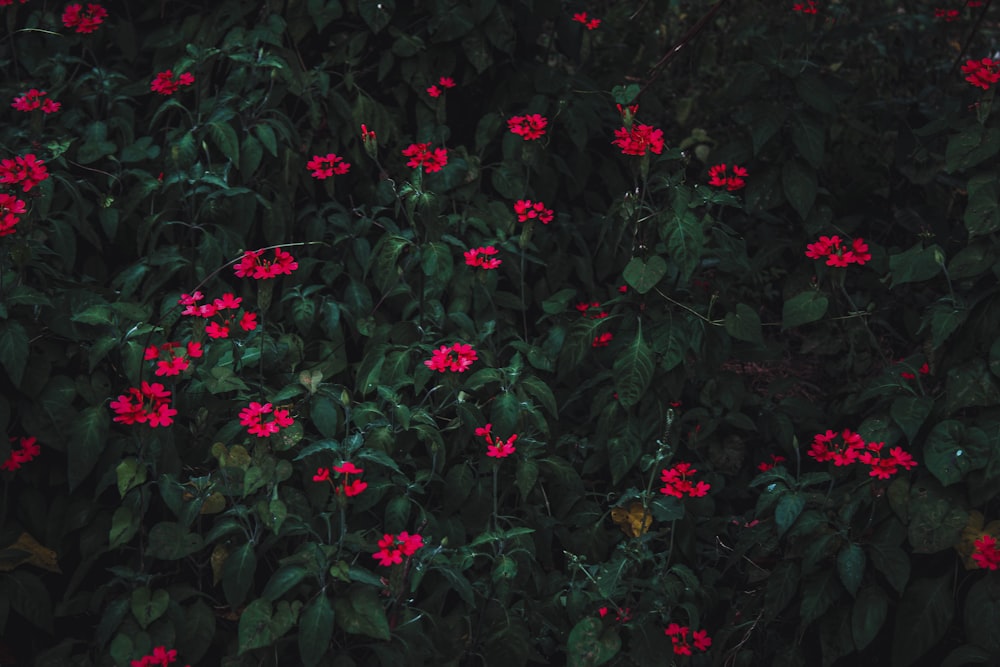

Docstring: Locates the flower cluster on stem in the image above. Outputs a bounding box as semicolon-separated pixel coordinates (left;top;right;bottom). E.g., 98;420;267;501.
424;342;478;373
664;623;712;655
805;235;870;266
234;247;298;279
373;531;424;567
144;341;203;377
110;382;178;427
178;291;257;339
476;423;517;458
313;461;368;497
238;401;295;438
11;89;60;113
807;429;917;479
660;462;711;497
1;436;40;472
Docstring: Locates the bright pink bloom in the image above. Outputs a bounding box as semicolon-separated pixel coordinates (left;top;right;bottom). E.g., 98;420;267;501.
592;332;613;347
464;246;502;269
426;85;442;98
424;342;478;372
439;76;456;88
234;247;298;279
660;462;711;498
110;382;177;428
145;341;200;377
1;436;40;472
973;534;1000;570
665;623;712;655
962;58;1000;89
401;143;448;172
62;3;107;33
571;12;600;29
613;124;665;156
307;153;350;178
238;401;295;438
792;1;818;13
804;235;870;266
150;70;195;95
514;200;554;224
934;8;960;20
312;467;331;482
757;454;787;472
507;114;548;140
0;193;26;237
707;164;748;191
0;154;49;192
11;89;60;113
373;531;424;566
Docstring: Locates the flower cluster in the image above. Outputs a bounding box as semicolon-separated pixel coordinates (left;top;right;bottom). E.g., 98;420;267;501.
571;11;600;30
598;606;632;622
934;8;959;21
464;246;502;270
575;301;609;319
313;461;368;496
592;332;613;347
962;58;1000;90
307;152;350;178
0;193;26;237
110;382;178;428
1;436;40;472
129;646;189;667
424;342;478;373
0;154;49;192
476;423;517;458
402;143;448;172
150;70;194;96
612;123;665;156
238;401;295;438
62;3;107;33
900;361;930;380
804;235;871;266
426;76;456;98
757;454;787;472
0;0;29;6
234;247;298;279
660;462;711;498
972;534;1000;570
144;341;203;377
507;114;548;140
807;429;918;479
373;531;424;567
707;163;748;191
178;291;257;339
11;89;60;114
514;199;554;224
792;1;818;13
665;624;712;656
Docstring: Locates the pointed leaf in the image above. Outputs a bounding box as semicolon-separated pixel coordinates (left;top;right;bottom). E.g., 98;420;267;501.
612;324;654;408
299;594;334;666
891;575;954;667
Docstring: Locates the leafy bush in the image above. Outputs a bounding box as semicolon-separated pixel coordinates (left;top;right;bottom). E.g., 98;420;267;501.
2;1;1000;666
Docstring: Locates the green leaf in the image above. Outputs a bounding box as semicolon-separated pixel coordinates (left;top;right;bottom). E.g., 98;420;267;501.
541;288;577;315
359;0;394;33
963;576;1000;654
130;588;169;629
622;256;667;294
774;493;805;537
566;616;621;667
421;242;453;282
261;566;308;602
765;560;800;619
891;575;954;667
520;375;557;416
334;585;391;640
665;211;703;282
109;506;139;549
240;135;263;175
612;323;654;408
790;111;825;168
890;396;932;444
852;586;888;651
924;420;990;486
907;480;968;553
489;392;520;439
4;570;53;632
941;645;992;667
146;521;203;560
0;320;28;385
724;303;763;344
836;543;865;597
254;124;278;156
889;243;944;287
238;599;301;654
964;173;1000;237
800;568;841;628
795;71;836;114
607;432;641;486
611;84;640;106
945;126;1000;173
116;457;147;498
223;542;257;608
782;291;828;328
209;121;240;163
309;394;340;439
945;360;1000;413
868;543;910;595
299;594;334;666
69;406;110;491
782;158;817;219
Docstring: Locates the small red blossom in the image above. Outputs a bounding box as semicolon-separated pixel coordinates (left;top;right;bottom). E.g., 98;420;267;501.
234;247;298;279
150;70;194;95
1;436;40;472
144;341;202;377
179;291;256;339
807;429;865;466
238;401;295;438
424;342;478;373
592;332;613;347
514;199;554;224
426;85;442;98
857;442;918;480
660;462;711;498
315;461;368;496
792;0;818;13
402;143;448;173
110;382;178;428
477;424;518;459
0;193;26;237
464;246;502;269
804;235;870;266
900;361;930;380
307;152;350;178
439;76;456;89
757;454;787;472
373;531;425;567
612;124;665;156
312;467;330;482
575;301;609;319
707;163;748;191
973;534;1000;570
934;8;960;20
361;124;376;144
571;12;601;29
665;623;712;655
12;89;61;114
962;58;1000;90
0;154;48;192
62;3;107;33
598;606;632;622
507;113;548;140
129;645;189;667
967;0;984;6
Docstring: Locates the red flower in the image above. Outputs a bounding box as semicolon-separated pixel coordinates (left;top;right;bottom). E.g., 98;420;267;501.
804;235;870;266
307;152;350;178
401;142;448;172
660;462;711;497
373;531;424;567
934;8;960;20
707;163;748;191
0;193;26;237
361;124;376;144
234;247;298;279
478;424;518;459
792;1;818;13
807;429;865;466
575;301;609;319
592;332;613;347
571;12;601;29
129;646;188;667
62;3;107;33
973;534;1000;570
1;436;40;472
439;76;456;89
507;114;548;140
145;341;201;377
0;154;48;192
665;623;712;655
312;467;330;482
857;442;918;479
962;58;1000;90
238;401;294;438
150;70;194;96
334;461;363;475
110;382;178;428
612;124;665;156
464;246;502;269
513;199;554;224
11;89;60;113
424;342;478;372
757;454;787;472
426;85;442;98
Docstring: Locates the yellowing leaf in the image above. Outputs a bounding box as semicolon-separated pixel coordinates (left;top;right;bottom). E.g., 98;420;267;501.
611;503;652;538
0;532;61;573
